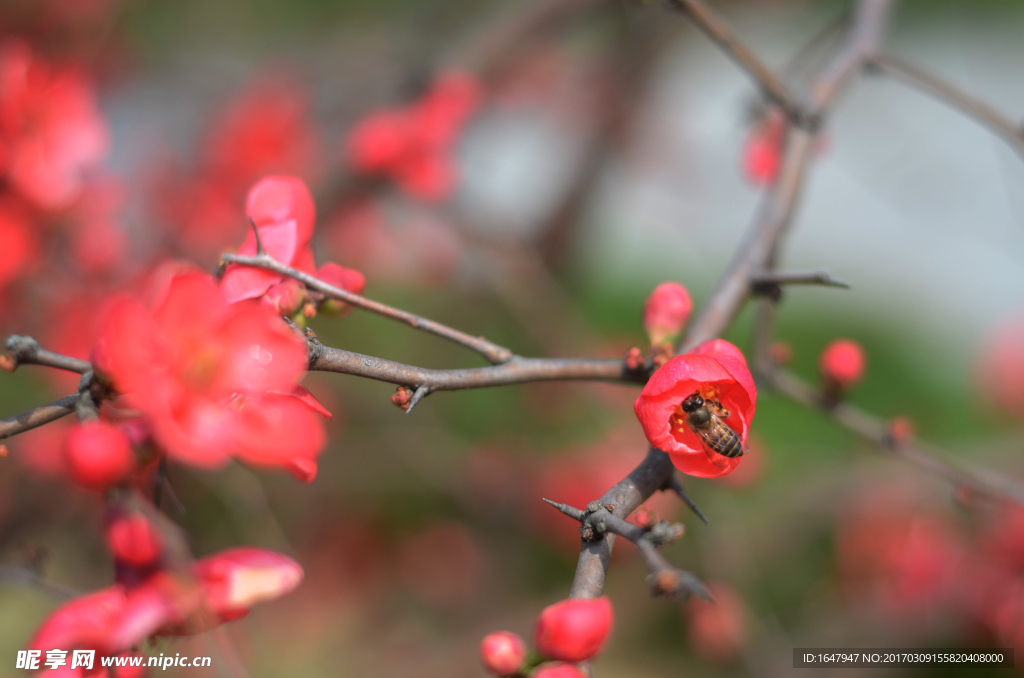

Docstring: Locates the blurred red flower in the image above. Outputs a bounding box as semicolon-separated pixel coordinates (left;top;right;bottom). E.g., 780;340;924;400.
634;347;756;478
92;270;326;477
819;338;866;390
480;631;527;676
345;70;481;201
63;420;135;490
742;109;784;187
684;581;747;662
977;314;1024;418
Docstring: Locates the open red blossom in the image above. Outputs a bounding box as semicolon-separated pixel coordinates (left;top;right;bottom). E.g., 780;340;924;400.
480;631;527;676
220;175;317;304
534;596;613;662
819;338;865;389
643;282;692;346
92;271;325;473
191;547;304;622
0;40;109;210
64;420;135;490
692;338;748;368
345;70;481;202
634;348;756;478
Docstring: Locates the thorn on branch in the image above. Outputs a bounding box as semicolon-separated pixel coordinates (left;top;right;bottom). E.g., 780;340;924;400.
250;217;267;257
666;475;709;525
404;385;430;414
542;498;587;522
750;269;851;299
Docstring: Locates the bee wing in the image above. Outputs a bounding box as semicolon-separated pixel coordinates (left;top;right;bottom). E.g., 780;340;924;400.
692;424;733;471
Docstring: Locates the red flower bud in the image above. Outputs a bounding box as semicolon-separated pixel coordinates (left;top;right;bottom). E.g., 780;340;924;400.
634;348;756;478
105;514;163;567
642;282;692;346
631;505;658;529
480;631;527;676
768;341;792;365
819;339;865;389
534;664;586;678
534;596;613;662
886;416;914;445
64;421;134;490
261;279;307;316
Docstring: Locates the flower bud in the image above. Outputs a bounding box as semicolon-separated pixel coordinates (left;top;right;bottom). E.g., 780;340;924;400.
534;664;586;678
642;282;692;346
64;421;134;490
480;631;527;676
106;514;162;567
819;339;866;390
261;280;307;316
534;596;613;662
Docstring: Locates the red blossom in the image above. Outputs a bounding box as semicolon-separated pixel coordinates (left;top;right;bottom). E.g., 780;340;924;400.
634;347;756;478
819;338;866;390
316;261;366;316
480;631;527;676
643;282;692;346
191;547;304;622
684;582;747;662
345;70;481;201
534;596;613;662
220;175;317;304
741;109;784;187
0;40;109;210
63;420;135;490
0;198;38;291
92;270;325;474
692;338;748;368
977;314;1024;418
105;514;163;567
533;665;586;678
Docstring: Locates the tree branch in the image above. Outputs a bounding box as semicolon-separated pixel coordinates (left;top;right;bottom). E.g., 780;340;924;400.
868;54;1024;159
765;368;1024;506
310;345;646;391
4;335;91;374
0;394;80;441
568;0;896;602
219;253;513;365
664;0;810;127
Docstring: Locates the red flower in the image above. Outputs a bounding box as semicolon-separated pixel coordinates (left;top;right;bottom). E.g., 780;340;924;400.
534;665;586;678
316;261;366;317
0;40;109;210
534;596;613;662
64;421;135;490
742;109;784;187
684;582;748;662
692;338;748;368
634;348;756;478
220;175;317;304
819;338;865;389
191;547;304;622
106;514;163;567
0;199;37;291
345;70;481;201
977;314;1024;418
480;631;527;676
643;282;692;346
93;270;325;475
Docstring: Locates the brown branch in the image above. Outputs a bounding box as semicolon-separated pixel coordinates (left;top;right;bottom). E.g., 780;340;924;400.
310;345;646;391
665;0;809;127
219;253;513;365
544;497;709;601
868;54;1024;159
766;368;1024;506
5;335;91;374
0;394;80;441
568;0;895;602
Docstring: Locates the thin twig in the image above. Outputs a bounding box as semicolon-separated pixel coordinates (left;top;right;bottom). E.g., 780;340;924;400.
310;345;646;391
766;368;1024;506
0;394;80;441
665;0;810;127
4;336;91;374
0;564;79;600
249;217;267;256
219;253;513;365
868;54;1024;159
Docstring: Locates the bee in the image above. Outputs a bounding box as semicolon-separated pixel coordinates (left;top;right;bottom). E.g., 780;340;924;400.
671;391;745;469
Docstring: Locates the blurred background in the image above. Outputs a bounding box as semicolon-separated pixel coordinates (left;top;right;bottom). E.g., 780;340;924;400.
1;0;1024;676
